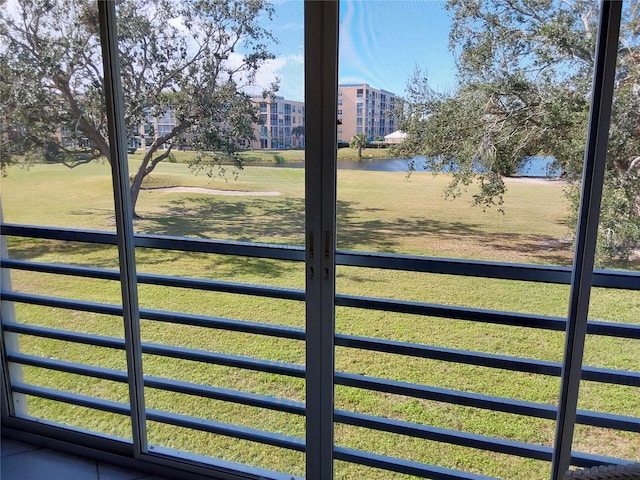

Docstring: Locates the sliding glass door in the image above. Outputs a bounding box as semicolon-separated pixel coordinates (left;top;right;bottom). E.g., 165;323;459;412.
1;2;638;480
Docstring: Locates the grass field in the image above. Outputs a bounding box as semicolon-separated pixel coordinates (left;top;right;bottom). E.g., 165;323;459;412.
126;146;395;166
1;159;638;479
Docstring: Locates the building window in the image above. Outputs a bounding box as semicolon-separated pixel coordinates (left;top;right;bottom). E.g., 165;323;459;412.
357;88;363;97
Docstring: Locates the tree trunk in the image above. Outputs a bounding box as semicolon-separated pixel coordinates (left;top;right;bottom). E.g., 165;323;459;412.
129;144;175;217
130;161;149;219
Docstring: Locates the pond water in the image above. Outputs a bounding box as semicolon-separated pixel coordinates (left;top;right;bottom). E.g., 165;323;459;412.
272;156;561;177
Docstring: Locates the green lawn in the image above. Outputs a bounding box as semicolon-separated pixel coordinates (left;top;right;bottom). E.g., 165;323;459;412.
126;146;395;166
1;160;638;479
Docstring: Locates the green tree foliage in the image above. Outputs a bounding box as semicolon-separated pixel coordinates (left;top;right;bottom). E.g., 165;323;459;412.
395;0;640;262
349;133;367;159
291;125;305;146
0;0;275;216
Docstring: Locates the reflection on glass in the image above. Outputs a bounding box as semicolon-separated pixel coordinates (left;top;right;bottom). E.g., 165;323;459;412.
335;1;612;478
0;0;128;439
575;3;639;463
337;0;599;266
1;0;115;230
115;0;305;476
119;0;305;247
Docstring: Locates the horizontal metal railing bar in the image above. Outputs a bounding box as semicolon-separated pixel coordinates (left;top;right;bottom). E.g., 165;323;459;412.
0;259;121;280
11;380;305;454
5;325;304;386
334;445;635;476
580;366;640;387
336;294;640;339
144;376;306;416
334;410;552;461
135;234;305;261
337;294;567;330
334;446;499;480
335;294;566;331
569;451;640;469
2;264;637;338
6;351;306;416
1;290;123;317
0;224;304;261
0;259;305;301
4;284;637;346
141;342;306;379
0;290;304;339
137;274;305;301
3;223;639;289
3;322;125;349
6;321;638;431
1;224;119;245
336;250;640;290
146;409;306;452
336;372;640;432
336;333;562;375
576;410;640;432
335;371;557;419
11;382;131;416
141;309;305;341
336;250;572;283
585;320;640;339
4;290;635;384
6;353;128;383
336;334;640;386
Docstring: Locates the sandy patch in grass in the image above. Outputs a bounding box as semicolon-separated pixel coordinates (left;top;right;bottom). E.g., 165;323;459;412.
503;177;567;185
146;186;281;196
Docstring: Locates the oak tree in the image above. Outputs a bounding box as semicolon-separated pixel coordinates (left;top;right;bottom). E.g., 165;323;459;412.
1;0;276;216
395;0;639;262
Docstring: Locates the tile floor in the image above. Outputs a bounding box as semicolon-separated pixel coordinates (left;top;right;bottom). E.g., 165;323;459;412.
1;436;168;480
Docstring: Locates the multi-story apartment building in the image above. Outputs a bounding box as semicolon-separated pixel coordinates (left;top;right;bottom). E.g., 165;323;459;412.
141;108;178;149
129;97;306;152
337;83;397;143
249;96;305;150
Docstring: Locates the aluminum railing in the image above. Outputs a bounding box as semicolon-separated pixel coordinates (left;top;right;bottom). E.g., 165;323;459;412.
1;223;639;480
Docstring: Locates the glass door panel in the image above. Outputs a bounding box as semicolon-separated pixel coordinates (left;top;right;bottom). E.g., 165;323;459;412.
115;0;306;475
574;4;640;464
0;0;130;439
336;1;598;478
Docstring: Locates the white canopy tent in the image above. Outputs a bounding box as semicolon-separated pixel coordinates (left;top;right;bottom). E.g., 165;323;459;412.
384;130;407;144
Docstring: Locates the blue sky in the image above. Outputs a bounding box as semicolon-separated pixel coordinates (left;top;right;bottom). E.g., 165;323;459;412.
253;1;458;102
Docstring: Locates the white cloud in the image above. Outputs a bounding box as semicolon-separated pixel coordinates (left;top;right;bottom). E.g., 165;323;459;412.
237;53;304;101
